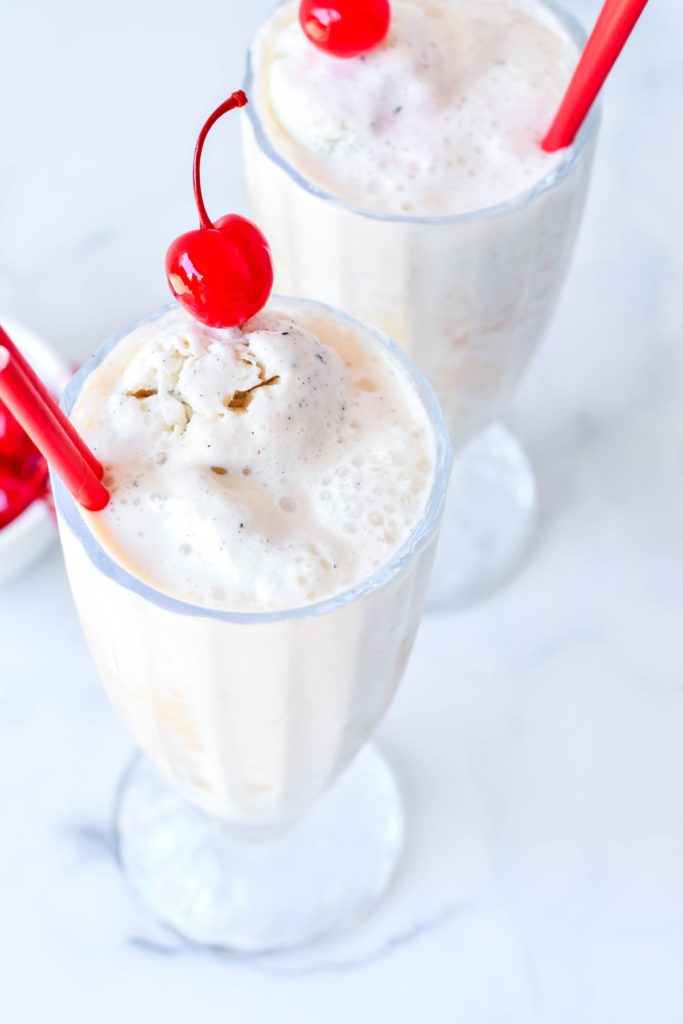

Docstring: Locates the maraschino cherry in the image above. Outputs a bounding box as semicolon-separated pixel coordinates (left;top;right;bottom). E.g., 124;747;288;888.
0;399;48;529
299;0;391;58
166;91;273;328
0;399;37;466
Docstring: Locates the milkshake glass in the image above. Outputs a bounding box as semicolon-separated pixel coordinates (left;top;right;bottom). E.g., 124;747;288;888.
55;298;451;952
242;0;599;608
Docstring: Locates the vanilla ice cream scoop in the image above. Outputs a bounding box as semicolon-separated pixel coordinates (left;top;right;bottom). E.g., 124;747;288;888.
71;301;436;611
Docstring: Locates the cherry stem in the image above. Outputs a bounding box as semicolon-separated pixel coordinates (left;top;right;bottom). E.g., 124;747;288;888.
193;90;248;231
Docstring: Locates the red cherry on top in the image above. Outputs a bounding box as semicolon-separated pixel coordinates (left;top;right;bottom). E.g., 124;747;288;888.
167;214;273;329
166;91;274;329
299;0;391;58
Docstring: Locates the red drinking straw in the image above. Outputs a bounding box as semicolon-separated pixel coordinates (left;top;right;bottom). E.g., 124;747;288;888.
542;0;650;153
0;324;104;480
0;345;109;512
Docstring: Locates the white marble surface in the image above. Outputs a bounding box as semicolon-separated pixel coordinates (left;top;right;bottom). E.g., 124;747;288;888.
1;1;682;1020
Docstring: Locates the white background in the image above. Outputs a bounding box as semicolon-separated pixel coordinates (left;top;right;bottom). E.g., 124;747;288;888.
1;1;682;1021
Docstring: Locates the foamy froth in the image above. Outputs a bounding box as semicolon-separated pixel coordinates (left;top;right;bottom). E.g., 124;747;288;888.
70;301;435;611
251;0;578;216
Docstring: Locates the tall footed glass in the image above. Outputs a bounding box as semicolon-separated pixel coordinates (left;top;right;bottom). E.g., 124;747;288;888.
55;301;451;953
242;0;598;610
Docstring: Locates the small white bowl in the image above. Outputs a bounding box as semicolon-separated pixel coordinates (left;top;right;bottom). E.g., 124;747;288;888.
0;321;71;586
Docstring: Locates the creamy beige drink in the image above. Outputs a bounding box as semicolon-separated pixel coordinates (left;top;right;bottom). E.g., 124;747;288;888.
59;298;446;827
244;0;596;447
253;0;576;216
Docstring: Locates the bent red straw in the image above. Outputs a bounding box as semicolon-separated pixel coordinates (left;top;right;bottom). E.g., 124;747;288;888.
0;325;104;480
0;345;109;512
543;0;650;153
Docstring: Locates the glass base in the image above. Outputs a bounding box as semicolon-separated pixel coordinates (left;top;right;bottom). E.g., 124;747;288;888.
115;745;404;953
427;423;538;613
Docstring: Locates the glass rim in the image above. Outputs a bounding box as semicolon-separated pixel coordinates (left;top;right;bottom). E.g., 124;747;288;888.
243;0;600;227
55;297;452;625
